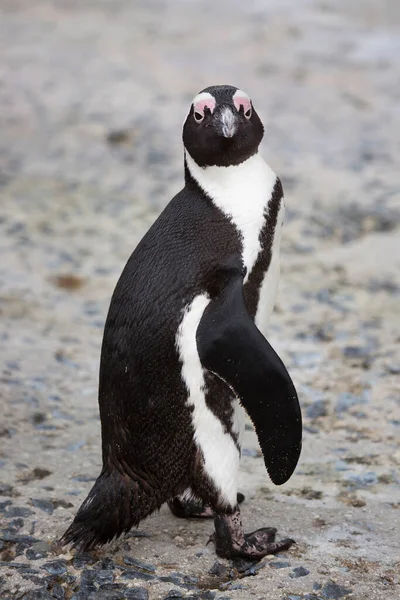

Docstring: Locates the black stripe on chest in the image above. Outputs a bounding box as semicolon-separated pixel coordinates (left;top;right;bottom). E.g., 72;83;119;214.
243;177;283;319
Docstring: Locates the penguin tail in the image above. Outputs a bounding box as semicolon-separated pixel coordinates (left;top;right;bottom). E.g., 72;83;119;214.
60;466;155;551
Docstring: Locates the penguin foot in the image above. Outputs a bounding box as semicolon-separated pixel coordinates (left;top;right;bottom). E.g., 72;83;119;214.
169;492;245;519
213;507;295;559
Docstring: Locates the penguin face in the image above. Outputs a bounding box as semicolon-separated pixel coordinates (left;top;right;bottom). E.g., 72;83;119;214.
183;85;264;168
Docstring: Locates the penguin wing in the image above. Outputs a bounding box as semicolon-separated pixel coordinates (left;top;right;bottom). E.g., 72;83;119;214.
196;270;302;485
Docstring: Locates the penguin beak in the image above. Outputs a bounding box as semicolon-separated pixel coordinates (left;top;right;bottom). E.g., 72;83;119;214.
216;107;237;138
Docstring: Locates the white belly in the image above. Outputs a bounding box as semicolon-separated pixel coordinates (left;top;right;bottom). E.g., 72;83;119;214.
176;294;240;507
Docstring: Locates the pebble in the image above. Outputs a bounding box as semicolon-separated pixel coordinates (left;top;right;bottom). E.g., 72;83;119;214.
208;561;230;577
51;583;66;600
31;498;54;514
336;392;367;413
345;471;379;488
0;500;12;512
4;506;34;518
289;566;310;578
9;517;24;529
41;559;68;575
0;483;13;495
270;561;291;569
123;555;156;572
163;591;185;599
72;553;98;569
220;581;246;590
123;589;149;600
306;400;328;419
21;590;53;600
120;568;155;581
321;580;353;599
0;560;31;569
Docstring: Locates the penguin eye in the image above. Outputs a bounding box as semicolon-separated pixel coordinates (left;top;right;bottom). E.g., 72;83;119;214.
194;111;204;123
244;107;252;119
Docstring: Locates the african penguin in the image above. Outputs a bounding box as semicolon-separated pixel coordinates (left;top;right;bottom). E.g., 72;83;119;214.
61;84;302;559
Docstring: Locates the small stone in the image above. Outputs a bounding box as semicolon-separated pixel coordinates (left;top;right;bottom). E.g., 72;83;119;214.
21;590;53;600
163;592;184;599
306;401;328;419
0;500;12;512
31;468;52;480
94;569;114;585
173;535;184;544
220;581;246;590
41;559;67;575
120;568;155;581
106;129;133;145
289;566;310;578
5;506;34;518
313;583;323;590
270;561;291;569
72;552;97;569
0;483;13;495
336;393;366;413
0;531;38;544
208;561;230;576
9;518;24;529
31;498;54;514
51;583;66;600
123;555;156;572
79;568;97;593
345;471;378;488
123;589;149;600
321;580;353;599
0;560;31;569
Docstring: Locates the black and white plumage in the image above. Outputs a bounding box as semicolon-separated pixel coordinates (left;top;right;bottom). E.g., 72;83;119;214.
61;84;302;559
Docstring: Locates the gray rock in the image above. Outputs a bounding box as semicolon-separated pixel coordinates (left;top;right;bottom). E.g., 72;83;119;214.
321;580;353;599
289;566;310;578
5;506;34;518
123;590;149;600
0;483;13;495
120;569;155;581
306;400;328;419
21;590;53;600
122;555;156;572
41;560;67;575
31;498;54;515
72;553;97;569
270;561;291;569
50;584;65;600
208;561;229;576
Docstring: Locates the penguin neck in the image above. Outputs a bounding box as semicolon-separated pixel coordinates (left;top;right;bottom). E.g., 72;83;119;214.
184;150;268;191
183;148;278;284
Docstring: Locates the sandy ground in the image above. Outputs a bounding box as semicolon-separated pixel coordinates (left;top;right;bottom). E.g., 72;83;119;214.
1;1;399;599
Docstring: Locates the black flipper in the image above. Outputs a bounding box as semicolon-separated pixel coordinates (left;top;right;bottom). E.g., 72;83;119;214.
196;269;302;485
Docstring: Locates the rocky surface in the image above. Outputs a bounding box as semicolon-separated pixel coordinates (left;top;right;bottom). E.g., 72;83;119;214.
0;1;399;599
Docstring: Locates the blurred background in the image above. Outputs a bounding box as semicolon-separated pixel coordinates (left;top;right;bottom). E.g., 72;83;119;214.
1;1;399;598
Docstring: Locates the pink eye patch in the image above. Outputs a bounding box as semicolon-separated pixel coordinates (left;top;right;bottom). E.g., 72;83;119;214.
192;92;216;116
233;95;251;114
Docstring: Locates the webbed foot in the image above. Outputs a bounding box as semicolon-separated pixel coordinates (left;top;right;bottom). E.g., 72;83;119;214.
213;506;295;559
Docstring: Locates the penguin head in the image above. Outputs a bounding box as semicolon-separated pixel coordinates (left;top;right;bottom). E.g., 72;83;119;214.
183;85;264;168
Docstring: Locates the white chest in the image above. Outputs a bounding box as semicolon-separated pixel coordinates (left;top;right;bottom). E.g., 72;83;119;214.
185;152;278;283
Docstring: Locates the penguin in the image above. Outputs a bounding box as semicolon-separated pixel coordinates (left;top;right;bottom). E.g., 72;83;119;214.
61;84;302;559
